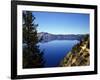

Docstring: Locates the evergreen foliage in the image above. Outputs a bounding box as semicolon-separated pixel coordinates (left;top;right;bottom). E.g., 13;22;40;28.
23;11;44;68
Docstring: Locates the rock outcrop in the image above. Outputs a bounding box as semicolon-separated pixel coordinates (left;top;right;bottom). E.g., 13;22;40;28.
60;35;90;67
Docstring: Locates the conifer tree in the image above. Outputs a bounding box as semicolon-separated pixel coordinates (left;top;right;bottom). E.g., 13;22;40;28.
23;11;44;68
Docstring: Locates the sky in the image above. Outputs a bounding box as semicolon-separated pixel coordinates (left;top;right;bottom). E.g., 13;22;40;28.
32;11;90;35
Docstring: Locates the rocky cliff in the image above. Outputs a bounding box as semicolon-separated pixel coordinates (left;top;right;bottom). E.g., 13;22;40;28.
60;35;90;67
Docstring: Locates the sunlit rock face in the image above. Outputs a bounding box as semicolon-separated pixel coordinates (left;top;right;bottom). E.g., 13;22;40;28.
60;35;90;67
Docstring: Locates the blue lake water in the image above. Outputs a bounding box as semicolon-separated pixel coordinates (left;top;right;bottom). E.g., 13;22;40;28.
38;40;79;67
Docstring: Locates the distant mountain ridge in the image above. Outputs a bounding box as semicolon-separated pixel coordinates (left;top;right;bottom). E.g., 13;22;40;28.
37;32;86;42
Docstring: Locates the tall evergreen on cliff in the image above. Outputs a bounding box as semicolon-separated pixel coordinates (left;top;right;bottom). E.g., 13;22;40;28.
23;11;44;68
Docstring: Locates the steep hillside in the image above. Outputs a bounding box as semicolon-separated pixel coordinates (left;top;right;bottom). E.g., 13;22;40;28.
60;35;90;67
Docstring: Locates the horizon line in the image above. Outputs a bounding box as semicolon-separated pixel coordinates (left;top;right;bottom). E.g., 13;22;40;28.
38;32;89;35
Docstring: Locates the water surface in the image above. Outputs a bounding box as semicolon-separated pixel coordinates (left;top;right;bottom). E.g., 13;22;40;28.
38;40;79;67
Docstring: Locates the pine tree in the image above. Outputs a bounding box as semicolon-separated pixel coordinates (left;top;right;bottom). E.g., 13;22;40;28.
23;11;44;68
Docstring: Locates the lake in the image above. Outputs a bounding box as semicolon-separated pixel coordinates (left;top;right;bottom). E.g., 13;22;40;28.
38;40;79;67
